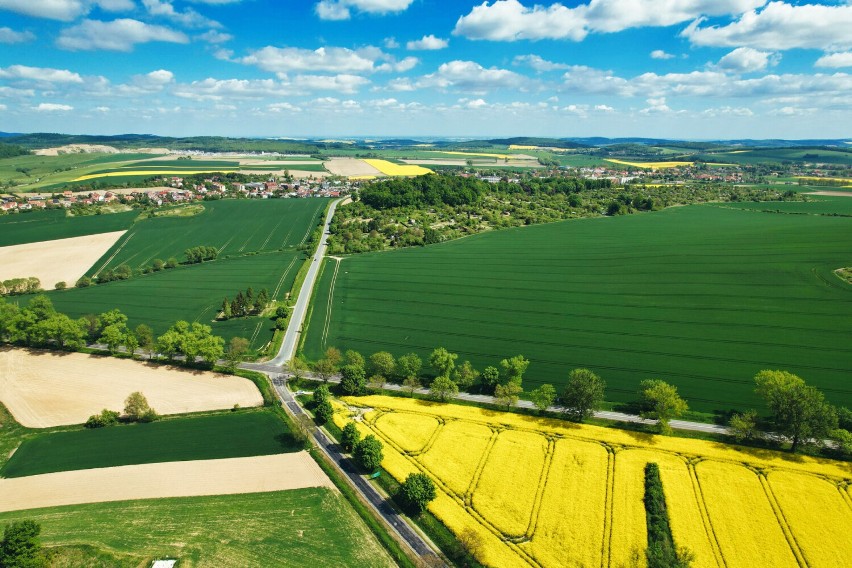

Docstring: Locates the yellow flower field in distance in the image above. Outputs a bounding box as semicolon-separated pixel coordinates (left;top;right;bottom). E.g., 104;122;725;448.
362;159;433;177
340;395;852;568
73;169;237;182
604;159;693;169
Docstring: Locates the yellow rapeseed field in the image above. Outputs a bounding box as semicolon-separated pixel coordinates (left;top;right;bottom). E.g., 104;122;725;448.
72;169;236;182
604;159;693;169
362;159;433;177
337;395;851;568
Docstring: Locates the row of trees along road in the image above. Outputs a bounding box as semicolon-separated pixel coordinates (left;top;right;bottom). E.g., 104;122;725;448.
309;385;438;515
308;346;852;455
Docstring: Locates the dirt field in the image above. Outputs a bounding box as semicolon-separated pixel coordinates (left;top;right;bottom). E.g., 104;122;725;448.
0;231;126;290
0;349;263;428
324;158;382;177
0;452;333;512
239;169;331;178
808;191;852;197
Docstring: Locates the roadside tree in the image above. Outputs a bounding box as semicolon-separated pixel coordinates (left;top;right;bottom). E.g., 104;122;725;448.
396;352;422;381
430;375;459;402
494;382;522;410
341;421;361;452
400;473;436;515
530;384;556;413
429;347;457;378
562;368;606;422
354;435;384;472
499;355;529;385
640;379;688;435
453;360;479;390
754;370;837;452
341;364;366;395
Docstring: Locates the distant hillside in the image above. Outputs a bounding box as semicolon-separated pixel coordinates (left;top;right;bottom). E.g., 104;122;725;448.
485;137;590;149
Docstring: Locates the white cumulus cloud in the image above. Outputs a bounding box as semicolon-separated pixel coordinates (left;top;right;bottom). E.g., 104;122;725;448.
815;52;852;69
315;0;414;20
0;64;83;83
513;54;568;72
453;0;765;41
717;47;779;73
406;34;448;50
57;19;189;51
0;0;133;21
34;102;74;111
650;49;675;60
142;0;221;29
683;2;852;51
293;74;370;94
0;27;35;43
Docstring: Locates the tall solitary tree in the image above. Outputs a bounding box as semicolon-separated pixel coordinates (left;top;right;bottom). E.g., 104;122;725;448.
354;435;384;472
400;473;437;515
754;370;837;452
639;379;688;435
562;368;606;422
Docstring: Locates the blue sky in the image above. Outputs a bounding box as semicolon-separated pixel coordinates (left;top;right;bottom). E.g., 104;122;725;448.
0;0;850;139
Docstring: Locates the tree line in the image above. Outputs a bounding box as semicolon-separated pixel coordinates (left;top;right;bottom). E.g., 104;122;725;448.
307;346;851;456
0;295;225;368
220;287;269;320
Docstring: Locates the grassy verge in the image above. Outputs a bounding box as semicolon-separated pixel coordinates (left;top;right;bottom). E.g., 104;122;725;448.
1;409;300;478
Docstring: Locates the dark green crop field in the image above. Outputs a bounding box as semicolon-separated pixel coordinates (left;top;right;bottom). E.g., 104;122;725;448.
42;251;304;347
91;198;328;273
0;488;394;567
1;410;297;478
0;208;136;247
718;196;852;216
303;204;852;414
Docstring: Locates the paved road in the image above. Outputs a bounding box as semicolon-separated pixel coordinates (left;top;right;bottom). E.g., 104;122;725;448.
266;373;444;565
269;197;344;367
243;368;733;437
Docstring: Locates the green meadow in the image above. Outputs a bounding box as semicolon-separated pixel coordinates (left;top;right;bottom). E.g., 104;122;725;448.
0;208;136;247
44;251;304;348
303;204;852;415
0;488;394;568
90;198;328;273
1;410;298;478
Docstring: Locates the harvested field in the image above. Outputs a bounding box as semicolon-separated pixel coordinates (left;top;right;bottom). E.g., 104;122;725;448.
324;157;382;177
0;349;262;428
0;231;126;290
0;452;332;512
808;190;852;197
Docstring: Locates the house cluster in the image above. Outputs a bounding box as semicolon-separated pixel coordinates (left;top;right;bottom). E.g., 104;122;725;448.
1;190;124;211
164;175;348;199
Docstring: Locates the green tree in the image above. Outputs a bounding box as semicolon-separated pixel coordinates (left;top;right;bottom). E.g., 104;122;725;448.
530;384;556;413
324;346;343;368
225;337;250;371
100;323;129;354
75;276;93;288
453;360;480;390
124;391;152;422
754;370;838;452
369;351;396;381
313;357;337;382
640;379;688;435
221;297;232;319
562;368;606;422
481;366;500;392
341;364;366;395
494;382;522;410
135;324;155;359
499;354;529;385
402;376;422;397
165;257;178;269
729;410;759;443
341;421;361;452
400;472;437;515
396;352;422;381
354;434;384;472
313;384;331;407
152;258;165;271
430;375;459;402
315;400;334;425
344;349;365;368
0;520;46;568
429;347;457;378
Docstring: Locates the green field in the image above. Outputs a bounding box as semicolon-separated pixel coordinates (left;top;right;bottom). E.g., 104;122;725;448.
698;148;852;166
41;251;304;348
91;198;328;273
718;196;852;215
303;204;852;415
1;410;298;478
0;488;394;567
0;153;159;191
0;208;136;247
